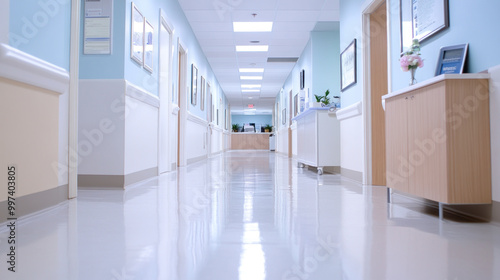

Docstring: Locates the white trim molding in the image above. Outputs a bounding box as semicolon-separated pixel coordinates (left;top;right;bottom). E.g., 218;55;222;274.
187;112;209;126
336;101;363;121
125;81;160;108
0;43;69;94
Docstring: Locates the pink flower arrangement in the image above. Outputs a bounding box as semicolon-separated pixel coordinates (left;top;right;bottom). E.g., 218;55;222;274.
400;54;424;72
400;39;424;72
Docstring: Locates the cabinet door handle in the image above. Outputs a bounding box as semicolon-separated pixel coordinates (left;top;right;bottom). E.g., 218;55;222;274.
411;95;415;100
405;97;409;100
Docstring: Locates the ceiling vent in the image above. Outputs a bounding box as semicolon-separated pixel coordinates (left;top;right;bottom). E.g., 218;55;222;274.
267;57;299;63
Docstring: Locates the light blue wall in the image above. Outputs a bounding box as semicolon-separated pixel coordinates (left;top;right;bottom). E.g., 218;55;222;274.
78;0;228;121
339;0;364;107
312;31;341;103
9;0;71;70
79;0;125;79
276;29;340;126
231;115;272;127
390;0;500;91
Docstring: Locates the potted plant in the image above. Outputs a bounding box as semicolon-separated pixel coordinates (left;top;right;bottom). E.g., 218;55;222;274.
264;124;272;132
232;124;240;132
314;89;332;107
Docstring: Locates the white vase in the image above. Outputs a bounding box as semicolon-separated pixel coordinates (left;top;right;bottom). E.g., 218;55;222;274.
410;68;417;86
312;102;322;108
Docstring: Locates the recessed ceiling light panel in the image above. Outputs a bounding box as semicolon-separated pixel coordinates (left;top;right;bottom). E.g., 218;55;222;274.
241;84;262;88
242;89;261;93
233;22;273;32
236;45;269;52
240;76;263;80
239;68;264;73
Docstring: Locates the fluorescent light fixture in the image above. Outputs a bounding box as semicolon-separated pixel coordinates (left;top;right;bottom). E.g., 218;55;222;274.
242;89;260;93
233;22;273;32
239;68;264;73
236;45;268;52
244;109;257;115
240;76;263;80
241;84;261;88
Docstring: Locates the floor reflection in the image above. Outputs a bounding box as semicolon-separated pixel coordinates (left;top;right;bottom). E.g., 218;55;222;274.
0;151;499;279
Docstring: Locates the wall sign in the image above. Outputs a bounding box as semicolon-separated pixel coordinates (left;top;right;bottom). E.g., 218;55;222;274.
84;0;113;55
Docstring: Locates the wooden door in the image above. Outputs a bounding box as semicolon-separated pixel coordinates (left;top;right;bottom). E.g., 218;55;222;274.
370;2;388;185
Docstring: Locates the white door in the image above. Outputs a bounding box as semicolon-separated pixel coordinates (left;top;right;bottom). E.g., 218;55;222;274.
158;17;173;174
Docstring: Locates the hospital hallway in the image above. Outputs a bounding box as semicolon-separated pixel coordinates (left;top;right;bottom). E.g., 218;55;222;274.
1;150;500;280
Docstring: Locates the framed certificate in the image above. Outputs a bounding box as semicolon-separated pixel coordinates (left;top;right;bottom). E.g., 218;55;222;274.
435;44;468;76
143;19;154;73
400;0;449;53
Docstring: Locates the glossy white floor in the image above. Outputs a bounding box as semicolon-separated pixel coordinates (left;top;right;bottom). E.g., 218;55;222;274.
1;150;500;280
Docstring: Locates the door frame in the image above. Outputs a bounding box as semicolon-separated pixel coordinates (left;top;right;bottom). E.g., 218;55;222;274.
361;0;393;185
158;12;174;174
177;38;188;167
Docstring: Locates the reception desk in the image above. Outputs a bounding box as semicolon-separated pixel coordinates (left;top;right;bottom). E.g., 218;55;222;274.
231;132;272;150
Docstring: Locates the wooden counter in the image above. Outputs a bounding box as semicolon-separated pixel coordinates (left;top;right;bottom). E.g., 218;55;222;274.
231;133;271;150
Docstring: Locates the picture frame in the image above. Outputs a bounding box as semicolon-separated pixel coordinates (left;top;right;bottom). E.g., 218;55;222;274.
130;3;144;64
143;19;154;73
191;64;198;106
300;69;305;90
294;93;299;117
435;44;468;76
200;76;205;111
400;0;449;53
340;39;357;91
281;108;286;125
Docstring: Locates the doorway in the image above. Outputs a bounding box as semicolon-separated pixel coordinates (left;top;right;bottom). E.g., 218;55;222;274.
369;2;388;186
158;15;173;174
177;40;187;167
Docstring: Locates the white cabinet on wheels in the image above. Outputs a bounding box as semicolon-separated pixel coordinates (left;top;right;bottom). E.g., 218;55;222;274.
292;108;340;175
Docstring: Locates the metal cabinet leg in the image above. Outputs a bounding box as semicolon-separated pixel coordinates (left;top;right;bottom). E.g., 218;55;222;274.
297;162;305;168
387;188;392;204
439;202;443;220
317;167;323;175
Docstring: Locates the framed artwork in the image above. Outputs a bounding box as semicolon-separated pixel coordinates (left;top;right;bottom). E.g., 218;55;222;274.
294;93;299;117
400;0;449;53
130;3;144;64
435;44;468;76
143;19;154;72
200;76;205;111
300;69;305;90
216;109;219;125
340;39;357;91
191;64;198;106
281;108;286;125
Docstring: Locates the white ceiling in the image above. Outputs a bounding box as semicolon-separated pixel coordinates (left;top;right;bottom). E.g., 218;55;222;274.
177;0;340;114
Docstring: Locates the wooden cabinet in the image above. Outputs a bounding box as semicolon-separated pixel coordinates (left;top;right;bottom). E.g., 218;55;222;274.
293;108;340;174
384;75;491;204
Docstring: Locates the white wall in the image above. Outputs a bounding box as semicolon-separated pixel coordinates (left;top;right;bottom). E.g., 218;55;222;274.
337;102;364;175
78;80;125;175
79;80;160;178
186;114;208;162
489;65;500;202
124;95;159;175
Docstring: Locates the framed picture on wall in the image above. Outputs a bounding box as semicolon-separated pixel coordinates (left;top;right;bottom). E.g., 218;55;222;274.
143;19;154;73
300;69;305;90
130;3;144;64
191;64;198;106
281;108;286;125
200;76;205;111
340;39;357;91
400;0;449;53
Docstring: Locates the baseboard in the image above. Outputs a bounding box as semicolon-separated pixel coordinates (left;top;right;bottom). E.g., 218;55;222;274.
79;167;157;189
78;174;124;189
124;167;158;186
392;191;500;224
324;166;341;174
0;184;68;223
187;155;208;165
341;167;363;183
